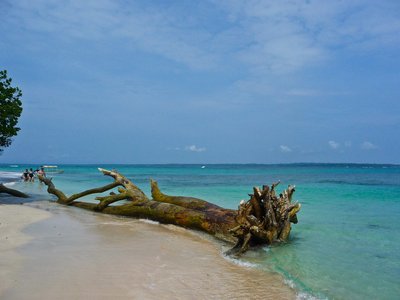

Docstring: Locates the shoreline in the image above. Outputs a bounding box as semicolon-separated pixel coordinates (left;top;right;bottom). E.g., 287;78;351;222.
1;201;296;299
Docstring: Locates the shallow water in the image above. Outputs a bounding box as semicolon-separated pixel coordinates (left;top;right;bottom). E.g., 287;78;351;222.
1;163;400;299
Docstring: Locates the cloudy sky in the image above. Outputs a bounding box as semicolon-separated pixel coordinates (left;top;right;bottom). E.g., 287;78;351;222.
1;0;399;164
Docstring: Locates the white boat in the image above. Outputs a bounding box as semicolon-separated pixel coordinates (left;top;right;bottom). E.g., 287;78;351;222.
43;165;64;174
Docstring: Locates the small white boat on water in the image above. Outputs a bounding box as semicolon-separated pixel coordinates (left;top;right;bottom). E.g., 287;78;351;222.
43;165;64;174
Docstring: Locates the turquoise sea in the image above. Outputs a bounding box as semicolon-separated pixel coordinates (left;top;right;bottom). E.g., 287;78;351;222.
1;163;399;299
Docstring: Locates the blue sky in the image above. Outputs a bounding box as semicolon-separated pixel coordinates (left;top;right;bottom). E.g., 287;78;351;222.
1;0;399;164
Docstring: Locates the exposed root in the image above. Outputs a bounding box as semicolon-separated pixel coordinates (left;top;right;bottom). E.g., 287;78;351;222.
225;184;300;256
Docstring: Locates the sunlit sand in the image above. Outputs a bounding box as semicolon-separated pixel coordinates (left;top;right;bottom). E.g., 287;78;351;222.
1;202;295;299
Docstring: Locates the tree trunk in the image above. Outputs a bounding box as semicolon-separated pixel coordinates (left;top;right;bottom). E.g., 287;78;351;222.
0;183;29;198
39;168;301;256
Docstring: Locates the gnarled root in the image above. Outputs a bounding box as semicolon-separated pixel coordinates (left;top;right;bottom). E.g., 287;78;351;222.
225;183;301;256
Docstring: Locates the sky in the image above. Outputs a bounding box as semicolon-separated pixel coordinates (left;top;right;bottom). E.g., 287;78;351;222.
0;0;399;164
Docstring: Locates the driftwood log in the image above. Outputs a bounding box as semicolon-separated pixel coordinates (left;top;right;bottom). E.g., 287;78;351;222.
39;168;301;256
0;183;29;198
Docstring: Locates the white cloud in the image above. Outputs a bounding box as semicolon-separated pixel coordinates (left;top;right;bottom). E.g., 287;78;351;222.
5;0;399;74
215;0;400;73
185;145;206;152
280;145;292;153
328;140;340;149
166;147;181;151
344;141;352;148
5;0;217;70
361;141;377;150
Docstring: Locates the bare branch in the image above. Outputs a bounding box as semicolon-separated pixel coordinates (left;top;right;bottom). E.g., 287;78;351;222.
95;192;129;211
38;175;68;203
67;182;121;203
98;168;148;202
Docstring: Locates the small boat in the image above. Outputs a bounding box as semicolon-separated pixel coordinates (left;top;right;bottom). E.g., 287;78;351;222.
43;165;64;174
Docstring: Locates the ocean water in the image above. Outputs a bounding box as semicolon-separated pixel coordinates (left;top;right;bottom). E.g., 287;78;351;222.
1;163;399;299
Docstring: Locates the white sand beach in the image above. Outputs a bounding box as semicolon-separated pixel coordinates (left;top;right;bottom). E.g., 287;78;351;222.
0;202;296;299
0;204;51;295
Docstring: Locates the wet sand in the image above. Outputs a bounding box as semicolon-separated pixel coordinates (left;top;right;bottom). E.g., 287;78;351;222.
0;204;51;295
1;202;296;299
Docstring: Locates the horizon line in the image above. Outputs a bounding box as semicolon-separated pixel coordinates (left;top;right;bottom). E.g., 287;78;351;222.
1;162;399;166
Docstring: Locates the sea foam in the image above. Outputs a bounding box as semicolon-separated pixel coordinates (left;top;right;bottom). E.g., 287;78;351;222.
222;254;258;268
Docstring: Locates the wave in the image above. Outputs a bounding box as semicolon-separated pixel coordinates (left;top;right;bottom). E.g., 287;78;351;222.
0;171;21;185
0;171;21;179
222;251;322;299
96;221;138;226
139;218;160;225
296;290;326;300
222;254;259;268
282;279;327;300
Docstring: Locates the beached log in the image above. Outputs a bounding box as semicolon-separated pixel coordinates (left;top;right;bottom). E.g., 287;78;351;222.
38;168;301;256
0;183;29;198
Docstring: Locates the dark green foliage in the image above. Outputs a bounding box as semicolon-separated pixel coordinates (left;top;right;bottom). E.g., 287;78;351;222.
0;70;23;153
